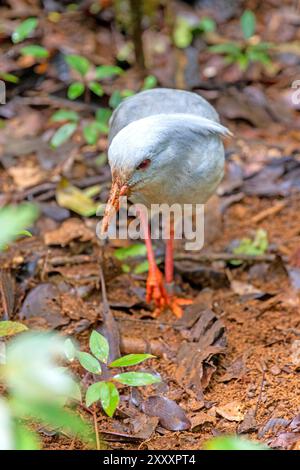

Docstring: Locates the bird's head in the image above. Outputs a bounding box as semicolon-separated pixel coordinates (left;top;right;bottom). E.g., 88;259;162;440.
101;114;231;234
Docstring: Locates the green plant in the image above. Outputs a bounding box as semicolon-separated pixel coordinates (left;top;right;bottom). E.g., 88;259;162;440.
0;332;93;449
12;18;38;43
204;435;268;450
174;16;216;49
11;17;49;63
50;106;111;147
230;228;268;265
209;10;272;71
65;54;123;101
66;330;160;417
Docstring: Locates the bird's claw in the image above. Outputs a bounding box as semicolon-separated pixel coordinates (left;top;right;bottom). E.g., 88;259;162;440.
146;268;192;318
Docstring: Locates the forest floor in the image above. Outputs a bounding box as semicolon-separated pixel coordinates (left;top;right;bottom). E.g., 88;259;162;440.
0;0;300;450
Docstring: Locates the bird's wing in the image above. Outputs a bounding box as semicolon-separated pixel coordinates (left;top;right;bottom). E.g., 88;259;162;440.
108;88;220;145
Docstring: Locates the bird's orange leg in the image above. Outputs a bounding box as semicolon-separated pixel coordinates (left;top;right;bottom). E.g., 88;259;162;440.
164;218;192;318
137;208;192;318
137;207;169;316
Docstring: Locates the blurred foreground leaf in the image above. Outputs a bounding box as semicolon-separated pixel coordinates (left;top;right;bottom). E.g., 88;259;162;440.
0;204;39;250
204;435;268;450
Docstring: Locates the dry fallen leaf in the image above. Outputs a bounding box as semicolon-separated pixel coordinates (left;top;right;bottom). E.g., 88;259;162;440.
215;401;244;422
8;164;47;190
44;218;94;246
56;178;100;217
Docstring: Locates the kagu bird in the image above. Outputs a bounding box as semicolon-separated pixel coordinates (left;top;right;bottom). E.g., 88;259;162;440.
102;88;231;318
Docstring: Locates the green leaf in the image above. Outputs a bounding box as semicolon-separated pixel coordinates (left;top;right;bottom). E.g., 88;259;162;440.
65;54;90;76
0;321;28;338
204;435;268;450
83;122;100;145
64;338;76;362
199;17;216;33
241;10;256;40
247;48;271;66
113;372;161;386
20;45;49;58
133;260;149;274
83;121;108;144
51;109;79;122
232;229;268;265
50;122;77;148
12;17;38;44
114;243;147;261
56;178;99;217
17;230;32;238
142;75;157;90
86;382;102;407
88;81;104;97
89;331;109;363
95;108;112;125
13;399;94;445
173;17;193;48
77;351;102;374
67;82;85;100
0;72;19;84
109;354;154;368
0;204;39;250
14;422;40;450
237;53;249;71
109;90;122;109
83;184;101;198
209;43;242;56
95;65;123;80
98;382;119;417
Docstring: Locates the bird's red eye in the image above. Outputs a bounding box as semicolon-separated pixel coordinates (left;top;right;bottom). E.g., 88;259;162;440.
136;158;151;170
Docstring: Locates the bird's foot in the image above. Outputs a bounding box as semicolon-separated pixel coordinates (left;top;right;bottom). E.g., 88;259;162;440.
164;296;193;319
146;268;192;318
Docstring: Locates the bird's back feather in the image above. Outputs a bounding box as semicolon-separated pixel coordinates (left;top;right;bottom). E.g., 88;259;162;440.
109;88;220;145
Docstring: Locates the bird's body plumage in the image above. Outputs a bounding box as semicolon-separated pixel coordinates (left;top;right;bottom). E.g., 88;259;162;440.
108;88;229;208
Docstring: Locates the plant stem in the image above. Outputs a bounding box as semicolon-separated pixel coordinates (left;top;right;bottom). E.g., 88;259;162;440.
128;0;146;72
93;409;101;450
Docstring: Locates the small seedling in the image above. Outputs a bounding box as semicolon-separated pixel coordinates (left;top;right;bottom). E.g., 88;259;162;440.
230;228;268;265
50;106;111;147
66;330;160;417
65;54;123;101
209;10;272;71
174;15;216;49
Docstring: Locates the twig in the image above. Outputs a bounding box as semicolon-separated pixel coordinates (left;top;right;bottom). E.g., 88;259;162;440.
174;252;287;263
249;201;286;224
254;365;266;418
99;256;121;360
128;0;146;72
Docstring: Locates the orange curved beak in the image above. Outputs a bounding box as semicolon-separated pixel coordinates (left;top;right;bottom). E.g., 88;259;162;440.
101;179;128;235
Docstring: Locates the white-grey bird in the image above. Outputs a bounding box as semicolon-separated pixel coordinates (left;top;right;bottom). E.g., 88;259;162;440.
102;88;231;318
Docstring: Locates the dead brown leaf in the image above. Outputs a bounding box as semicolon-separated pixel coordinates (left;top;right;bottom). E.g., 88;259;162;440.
44;218;94;246
215;400;244;422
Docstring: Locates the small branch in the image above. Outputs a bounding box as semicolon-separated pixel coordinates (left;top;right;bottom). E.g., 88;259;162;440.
129;0;146;72
249;201;286;224
174;252;287;263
